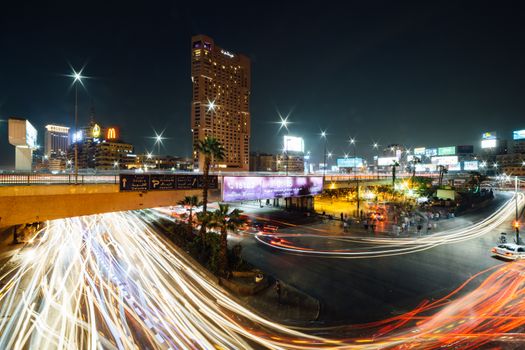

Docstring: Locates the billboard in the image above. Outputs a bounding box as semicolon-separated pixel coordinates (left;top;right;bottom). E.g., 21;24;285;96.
463;161;479;171
482;131;497;140
120;174;218;191
425;148;438;157
481;139;497;149
513;130;525;140
222;176;323;201
377;157;398;166
337;157;363;168
283;136;304;153
413;147;426;156
8;118;37;149
448;163;461;171
456;145;474;154
415;163;435;172
431;156;459;165
438;146;456;156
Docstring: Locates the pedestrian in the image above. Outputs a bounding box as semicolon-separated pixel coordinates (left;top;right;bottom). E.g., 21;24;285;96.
340;212;344;221
427;222;432;232
275;280;282;304
436;212;440;221
433;222;437;230
364;219;369;231
417;223;422;234
343;220;348;233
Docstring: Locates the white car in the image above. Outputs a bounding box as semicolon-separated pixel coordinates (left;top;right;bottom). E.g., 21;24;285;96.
491;243;525;260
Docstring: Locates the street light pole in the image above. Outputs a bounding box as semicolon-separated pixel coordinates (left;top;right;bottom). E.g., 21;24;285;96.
74;82;78;184
351;139;360;218
321;131;327;184
514;176;520;244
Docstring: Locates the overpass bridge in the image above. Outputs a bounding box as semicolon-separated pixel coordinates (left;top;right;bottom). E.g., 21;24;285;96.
0;172;437;229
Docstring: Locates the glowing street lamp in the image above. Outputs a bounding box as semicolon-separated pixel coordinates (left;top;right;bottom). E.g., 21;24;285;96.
152;130;165;170
321;130;328;184
68;67;86;184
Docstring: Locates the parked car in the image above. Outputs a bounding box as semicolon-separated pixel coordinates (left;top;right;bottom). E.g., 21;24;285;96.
491;243;525;260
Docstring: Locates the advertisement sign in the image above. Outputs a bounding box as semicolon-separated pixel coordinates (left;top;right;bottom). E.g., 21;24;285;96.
481;139;497;149
463;161;479;171
283;136;304;153
456;145;474;154
106;127;119;140
431;156;459;165
337;157;363;168
415;164;434;172
377;157;398;166
222;176;323;201
72;130;83;143
438;146;456;156
448;163;461;171
425;148;438;157
413;147;426;156
513;130;525;140
482;131;497;140
26;121;37;149
119;174;218;191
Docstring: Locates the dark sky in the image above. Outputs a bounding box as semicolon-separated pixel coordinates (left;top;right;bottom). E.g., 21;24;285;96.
1;1;525;165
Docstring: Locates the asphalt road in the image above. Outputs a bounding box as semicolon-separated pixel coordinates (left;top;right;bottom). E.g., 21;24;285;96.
233;192;518;325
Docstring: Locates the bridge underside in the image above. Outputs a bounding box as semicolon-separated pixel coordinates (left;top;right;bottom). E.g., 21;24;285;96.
0;184;218;229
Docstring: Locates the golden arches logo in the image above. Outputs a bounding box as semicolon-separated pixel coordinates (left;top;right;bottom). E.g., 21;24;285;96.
107;127;117;140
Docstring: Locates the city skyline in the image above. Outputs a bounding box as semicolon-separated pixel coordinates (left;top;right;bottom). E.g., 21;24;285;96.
1;1;525;165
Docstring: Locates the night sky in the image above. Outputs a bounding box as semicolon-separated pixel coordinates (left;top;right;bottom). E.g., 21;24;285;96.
1;1;525;166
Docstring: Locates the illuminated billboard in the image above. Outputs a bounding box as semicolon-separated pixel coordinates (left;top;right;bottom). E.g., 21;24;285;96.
283;136;304;153
92;124;101;138
415;163;434;172
448;163;461;171
438;146;455;156
481;139;497;149
413;147;425;156
377;157;398;166
464;161;479;171
106;127;119;140
425;148;438;157
72;130;83;143
513;130;525;140
337;157;363;168
222;176;323;201
431;156;459;165
482;131;497;140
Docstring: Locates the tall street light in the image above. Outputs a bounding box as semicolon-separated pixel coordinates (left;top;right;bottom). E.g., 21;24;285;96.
350;138;360;218
373;142;379;180
277;114;290;175
321;131;327;184
69;68;85;184
515;176;520;244
153;131;165;171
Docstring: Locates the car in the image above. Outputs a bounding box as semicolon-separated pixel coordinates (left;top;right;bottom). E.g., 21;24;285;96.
491;243;525;260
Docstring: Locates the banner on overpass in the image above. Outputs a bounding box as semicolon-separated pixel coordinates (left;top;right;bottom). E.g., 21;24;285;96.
119;174;218;191
222;176;323;202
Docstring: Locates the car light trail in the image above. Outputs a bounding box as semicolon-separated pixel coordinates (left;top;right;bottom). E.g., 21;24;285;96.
1;209;525;349
255;193;525;258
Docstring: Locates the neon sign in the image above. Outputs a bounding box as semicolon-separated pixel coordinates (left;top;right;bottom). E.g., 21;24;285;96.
92;124;101;138
107;127;117;140
220;49;234;58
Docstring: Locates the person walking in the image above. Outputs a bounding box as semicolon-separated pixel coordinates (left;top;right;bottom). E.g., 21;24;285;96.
427;221;432;233
343;219;348;233
275;280;282;304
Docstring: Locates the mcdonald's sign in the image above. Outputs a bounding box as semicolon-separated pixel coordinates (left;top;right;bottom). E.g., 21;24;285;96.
106;127;118;140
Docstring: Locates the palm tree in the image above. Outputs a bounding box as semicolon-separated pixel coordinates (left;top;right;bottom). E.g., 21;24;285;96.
438;165;448;187
208;203;246;276
195;137;225;213
391;160;400;189
178;195;202;235
411;157;421;179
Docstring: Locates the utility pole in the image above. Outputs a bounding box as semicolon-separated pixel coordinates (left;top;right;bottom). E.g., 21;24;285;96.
514;176;520;244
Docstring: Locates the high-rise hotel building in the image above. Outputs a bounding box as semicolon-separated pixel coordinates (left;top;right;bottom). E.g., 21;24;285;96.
191;34;251;171
44;125;70;158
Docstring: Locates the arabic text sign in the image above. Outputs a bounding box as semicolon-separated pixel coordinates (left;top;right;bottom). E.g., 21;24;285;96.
120;174;218;191
222;176;323;201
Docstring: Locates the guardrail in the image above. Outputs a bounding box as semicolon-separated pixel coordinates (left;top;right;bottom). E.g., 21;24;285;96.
0;174;119;185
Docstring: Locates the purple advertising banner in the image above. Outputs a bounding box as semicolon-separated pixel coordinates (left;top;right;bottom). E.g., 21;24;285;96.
222;176;323;202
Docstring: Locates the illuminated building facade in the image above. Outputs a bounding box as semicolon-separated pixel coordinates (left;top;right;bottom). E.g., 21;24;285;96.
44;125;70;158
191;34;251;171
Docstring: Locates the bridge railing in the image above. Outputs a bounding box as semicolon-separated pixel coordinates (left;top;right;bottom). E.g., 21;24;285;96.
0;174;119;185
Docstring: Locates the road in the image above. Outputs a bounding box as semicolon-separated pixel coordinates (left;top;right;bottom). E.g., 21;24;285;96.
0;192;525;349
233;192;524;324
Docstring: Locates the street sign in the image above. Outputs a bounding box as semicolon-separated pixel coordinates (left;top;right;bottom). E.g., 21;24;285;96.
120;174;149;191
119;174;218;191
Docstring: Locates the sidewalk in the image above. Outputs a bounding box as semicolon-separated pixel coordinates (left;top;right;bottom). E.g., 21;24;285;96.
239;279;320;325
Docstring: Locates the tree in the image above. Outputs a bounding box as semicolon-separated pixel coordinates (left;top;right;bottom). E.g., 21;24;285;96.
411;157;421;179
208;203;246;277
195;137;225;213
178;195;202;236
438;165;448;187
391;160;400;189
